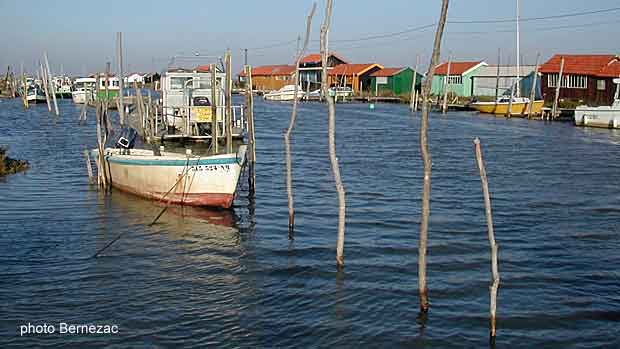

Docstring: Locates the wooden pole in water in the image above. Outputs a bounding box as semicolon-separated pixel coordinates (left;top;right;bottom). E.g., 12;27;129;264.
225;50;233;153
321;0;346;268
506;82;514;118
411;54;419;112
43;52;59;116
244;65;256;194
84;150;94;184
527;53;540;119
442;54;451;114
418;0;450;314
117;32;125;126
473;137;501;339
210;63;219;154
40;63;52;112
552;56;564;120
285;3;316;238
22;74;29;109
494;49;500;113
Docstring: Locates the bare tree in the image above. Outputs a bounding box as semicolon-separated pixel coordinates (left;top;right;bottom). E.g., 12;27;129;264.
285;2;317;239
418;0;450;313
320;0;346;268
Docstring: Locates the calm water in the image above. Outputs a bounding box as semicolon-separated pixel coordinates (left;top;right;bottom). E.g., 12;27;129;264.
1;97;619;348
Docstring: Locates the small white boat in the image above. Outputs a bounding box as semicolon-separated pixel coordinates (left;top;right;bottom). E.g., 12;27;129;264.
328;86;353;98
95;145;247;209
264;85;305;101
574;83;620;128
72;78;96;104
54;76;73;98
26;85;47;104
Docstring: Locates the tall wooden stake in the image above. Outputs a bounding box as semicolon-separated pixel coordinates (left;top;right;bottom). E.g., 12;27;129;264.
321;0;346;268
418;0;450;314
494;49;500;113
244;65;256;194
473;138;500;339
225;50;233;153
210;63;219;154
40;63;51;111
442;54;451;114
117;32;125;126
551;57;564;120
43;52;59;116
411;54;420;112
527;53;540;119
285;2;317;238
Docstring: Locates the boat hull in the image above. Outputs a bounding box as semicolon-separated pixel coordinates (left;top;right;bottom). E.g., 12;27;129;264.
574;107;620;129
471;100;544;116
72;90;93;104
98;146;247;209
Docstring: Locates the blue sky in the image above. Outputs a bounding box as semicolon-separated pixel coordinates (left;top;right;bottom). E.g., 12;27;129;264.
1;0;618;75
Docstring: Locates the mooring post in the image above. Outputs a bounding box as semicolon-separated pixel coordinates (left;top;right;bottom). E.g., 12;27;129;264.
506;83;514;118
84;150;94;184
527;53;540;119
43;52;59;116
225;50;233;153
552;56;564;120
39;63;52;112
473;138;501;340
285;3;317;238
442;54;451;114
117;32;125;126
244;65;256;195
321;0;347;269
418;0;450;314
210;63;219;154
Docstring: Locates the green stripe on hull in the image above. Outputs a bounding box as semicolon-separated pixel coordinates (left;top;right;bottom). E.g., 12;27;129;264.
106;156;240;167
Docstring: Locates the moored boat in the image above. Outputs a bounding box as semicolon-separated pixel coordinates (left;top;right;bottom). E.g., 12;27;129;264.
72;77;97;104
574;78;620;129
25;84;47;104
94;145;247;209
264;85;305;101
471;97;544;116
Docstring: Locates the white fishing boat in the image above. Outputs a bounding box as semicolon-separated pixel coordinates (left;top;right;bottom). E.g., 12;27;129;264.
574;78;620;129
95;145;247;209
53;76;73;98
264;85;305;101
72;77;97;104
26;84;47;104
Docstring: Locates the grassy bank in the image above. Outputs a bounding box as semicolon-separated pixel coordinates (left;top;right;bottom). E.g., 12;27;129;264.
0;147;29;176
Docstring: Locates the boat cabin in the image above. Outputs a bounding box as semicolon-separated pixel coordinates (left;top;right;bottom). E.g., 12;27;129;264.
161;68;226;130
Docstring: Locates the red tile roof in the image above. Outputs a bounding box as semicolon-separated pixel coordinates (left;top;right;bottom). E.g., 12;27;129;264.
301;52;348;64
370;67;407;77
598;58;620;77
435;61;484;75
238;65;296;77
328;63;383;76
539;54;620;76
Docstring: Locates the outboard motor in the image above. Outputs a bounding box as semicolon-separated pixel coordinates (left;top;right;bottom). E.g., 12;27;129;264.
116;128;138;155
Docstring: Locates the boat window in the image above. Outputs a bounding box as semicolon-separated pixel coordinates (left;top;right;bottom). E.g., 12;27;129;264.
193;96;211;106
197;78;211;89
170;77;192;89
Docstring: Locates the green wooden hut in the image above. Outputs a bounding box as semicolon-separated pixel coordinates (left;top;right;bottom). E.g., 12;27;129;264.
430;61;487;97
370;67;423;95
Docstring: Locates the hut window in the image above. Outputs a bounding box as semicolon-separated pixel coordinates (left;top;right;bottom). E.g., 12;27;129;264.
446;75;462;85
597;80;605;90
547;74;587;89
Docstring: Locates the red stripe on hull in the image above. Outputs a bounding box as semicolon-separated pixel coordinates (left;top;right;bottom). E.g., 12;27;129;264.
112;182;235;209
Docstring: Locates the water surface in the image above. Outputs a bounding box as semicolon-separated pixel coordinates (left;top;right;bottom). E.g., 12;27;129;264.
1;97;619;348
